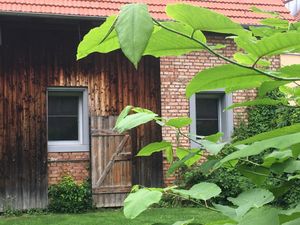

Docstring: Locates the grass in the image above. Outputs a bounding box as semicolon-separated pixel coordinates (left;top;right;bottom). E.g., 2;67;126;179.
0;208;226;225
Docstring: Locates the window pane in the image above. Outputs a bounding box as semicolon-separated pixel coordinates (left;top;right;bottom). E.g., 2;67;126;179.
48;94;80;141
48;117;78;140
196;98;218;119
196;96;219;136
48;96;79;116
196;120;219;136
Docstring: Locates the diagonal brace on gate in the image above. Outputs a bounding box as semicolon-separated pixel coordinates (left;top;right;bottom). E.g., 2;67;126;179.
95;134;130;187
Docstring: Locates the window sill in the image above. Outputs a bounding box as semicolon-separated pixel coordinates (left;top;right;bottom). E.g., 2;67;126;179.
48;144;89;152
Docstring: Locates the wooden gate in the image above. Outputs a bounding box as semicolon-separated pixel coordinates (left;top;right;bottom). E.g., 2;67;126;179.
91;116;132;207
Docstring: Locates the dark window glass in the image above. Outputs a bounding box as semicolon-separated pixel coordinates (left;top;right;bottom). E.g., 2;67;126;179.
196;96;219;136
48;95;79;141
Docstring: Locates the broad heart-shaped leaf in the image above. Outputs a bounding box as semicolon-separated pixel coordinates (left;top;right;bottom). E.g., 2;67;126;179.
166;117;192;128
271;159;300;174
233;52;270;67
173;182;221;201
218;132;300;167
115;105;133;128
238;207;279;225
279;204;300;224
172;218;194;225
213;204;248;222
176;148;202;166
237;165;270;186
115;3;153;68
167;151;200;176
235;32;300;59
262;150;293;167
143;25;204;57
234;123;300;145
228;189;275;208
249;26;282;38
260;18;289;29
186;64;272;97
166;4;246;35
77;15;119;60
279;64;300;78
199;140;226;155
123;188;162;219
204;132;224;143
137;141;172;156
282;218;300;225
258;81;289;97
225;98;285;110
114;112;157;133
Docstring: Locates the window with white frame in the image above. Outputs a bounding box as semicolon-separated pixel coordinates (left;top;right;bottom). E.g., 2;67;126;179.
190;90;233;145
47;88;89;152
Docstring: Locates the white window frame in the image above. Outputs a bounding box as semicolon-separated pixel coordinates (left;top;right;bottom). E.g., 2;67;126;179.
47;87;89;152
190;89;233;148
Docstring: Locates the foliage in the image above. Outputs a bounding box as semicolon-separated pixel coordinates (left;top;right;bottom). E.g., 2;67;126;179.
48;176;92;213
77;2;300;225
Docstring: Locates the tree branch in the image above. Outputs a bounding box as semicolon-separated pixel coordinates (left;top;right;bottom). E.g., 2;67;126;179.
152;19;300;82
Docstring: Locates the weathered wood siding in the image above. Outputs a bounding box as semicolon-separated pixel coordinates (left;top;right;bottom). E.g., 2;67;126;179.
0;19;162;210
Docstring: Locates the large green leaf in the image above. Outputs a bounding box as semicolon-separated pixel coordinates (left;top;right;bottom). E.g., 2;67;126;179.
258;81;289;97
238;207;279;225
115;105;133;128
235;123;300;145
173;182;221;201
262;150;293;167
219;133;300;166
200;140;226;155
166;117;192;128
279;204;300;224
282;218;300;225
137;141;172;157
77;16;119;60
249;26;282;37
167;151;200;175
237;165;270;186
279;64;300;78
260;18;289;29
225;98;284;110
233;52;270;67
271;159;300;174
228;189;274;208
186;64;272;97
114;112;157;133
176;148;202;166
115;4;153;68
166;4;246;35
213;204;243;222
143;25;204;57
235;32;300;59
123;188;162;219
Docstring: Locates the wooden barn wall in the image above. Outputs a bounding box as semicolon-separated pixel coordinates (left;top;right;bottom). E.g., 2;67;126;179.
0;20;163;210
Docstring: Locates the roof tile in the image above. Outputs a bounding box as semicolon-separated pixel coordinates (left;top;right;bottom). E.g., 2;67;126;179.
0;0;294;25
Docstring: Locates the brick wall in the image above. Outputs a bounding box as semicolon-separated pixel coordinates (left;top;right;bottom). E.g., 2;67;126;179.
160;35;281;185
48;152;90;185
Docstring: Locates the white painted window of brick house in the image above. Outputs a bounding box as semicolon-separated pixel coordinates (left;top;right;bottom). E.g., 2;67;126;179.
190;90;233;147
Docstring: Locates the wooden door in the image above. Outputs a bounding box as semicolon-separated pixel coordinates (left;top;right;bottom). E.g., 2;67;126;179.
91;116;132;207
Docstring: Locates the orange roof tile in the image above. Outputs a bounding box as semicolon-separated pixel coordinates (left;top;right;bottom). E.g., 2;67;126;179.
0;0;294;25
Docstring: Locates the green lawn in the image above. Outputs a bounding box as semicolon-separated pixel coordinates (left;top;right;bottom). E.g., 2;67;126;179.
0;208;226;225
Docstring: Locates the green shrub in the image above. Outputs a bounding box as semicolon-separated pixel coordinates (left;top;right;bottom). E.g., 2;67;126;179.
48;176;92;213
